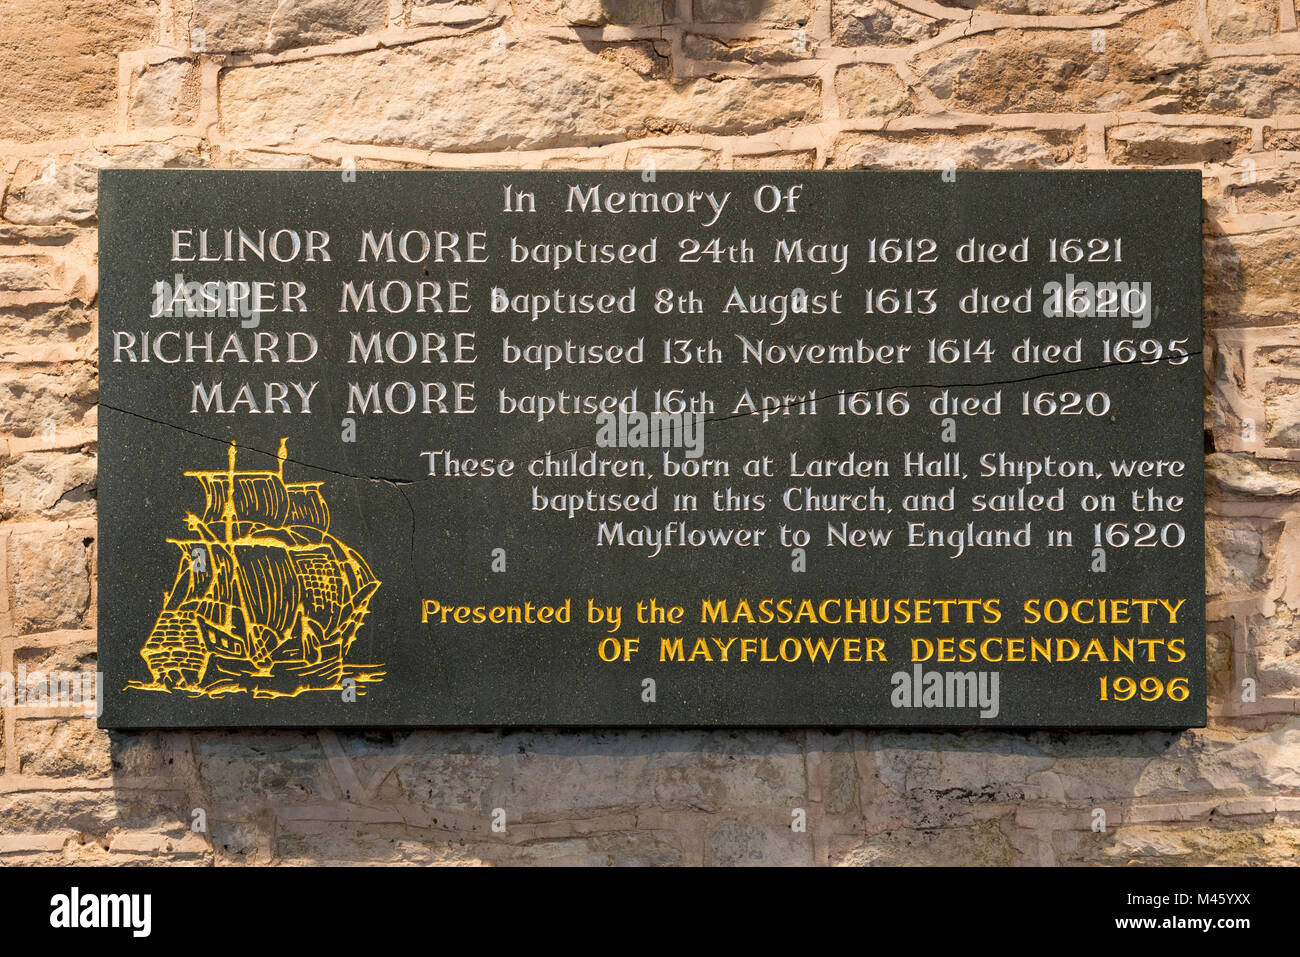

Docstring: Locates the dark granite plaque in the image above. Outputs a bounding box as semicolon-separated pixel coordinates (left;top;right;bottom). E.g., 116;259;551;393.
97;170;1204;728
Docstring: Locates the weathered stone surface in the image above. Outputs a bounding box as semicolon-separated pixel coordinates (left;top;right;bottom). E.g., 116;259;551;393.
936;0;1123;11
0;0;157;142
733;150;817;168
1207;330;1300;451
209;821;270;862
187;0;388;53
101;143;209;169
0;790;185;838
384;749;503;811
1078;822;1300;865
1206;517;1279;599
14;637;97;676
1140;28;1208;75
833;822;1014;865
274;822;479;864
911;14;1300;117
0;258;58;293
481;731;808;814
0;304;92;349
128;59;200;129
0;363;98;437
190;733;337;805
920;47;977;100
0;451;97;522
107;732;171;777
1108;732;1245;797
219;151;328;169
1205;628;1234;703
822;748;859;814
1228;157;1300;213
1025;749;1160;802
869;733;1056;826
518;0;666;25
710;816;811;864
219;38;820;151
682;32;816;63
540;154;626;169
836;130;1083;168
1204;229;1300;326
275;819;681;865
918;47;985;100
1264;128;1300;150
17;719;112;777
625;146;721;169
1208;0;1278;43
1265;379;1300;445
1247;609;1300;698
1194;59;1300;117
7;526;92;633
912;34;1109;111
3;160;98;226
695;0;813;24
831;0;945;47
1207;453;1300;497
836;65;914;119
410;0;495;25
1108;124;1248;165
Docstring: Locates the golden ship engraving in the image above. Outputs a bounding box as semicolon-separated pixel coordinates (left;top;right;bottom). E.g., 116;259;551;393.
129;438;384;699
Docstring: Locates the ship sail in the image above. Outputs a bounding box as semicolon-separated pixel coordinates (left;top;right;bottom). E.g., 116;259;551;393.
192;472;290;528
286;484;330;533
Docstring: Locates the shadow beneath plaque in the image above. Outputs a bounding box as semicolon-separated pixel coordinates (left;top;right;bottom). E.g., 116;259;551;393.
105;724;1202;865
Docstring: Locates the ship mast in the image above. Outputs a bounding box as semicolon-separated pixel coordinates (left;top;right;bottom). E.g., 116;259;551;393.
219;439;265;665
223;441;237;630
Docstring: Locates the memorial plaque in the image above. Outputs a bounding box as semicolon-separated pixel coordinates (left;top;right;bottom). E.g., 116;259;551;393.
97;170;1204;728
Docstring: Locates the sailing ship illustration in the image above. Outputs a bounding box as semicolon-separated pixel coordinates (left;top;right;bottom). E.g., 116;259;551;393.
130;437;384;698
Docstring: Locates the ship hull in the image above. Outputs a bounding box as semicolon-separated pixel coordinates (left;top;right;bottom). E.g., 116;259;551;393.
141;610;211;690
141;606;366;694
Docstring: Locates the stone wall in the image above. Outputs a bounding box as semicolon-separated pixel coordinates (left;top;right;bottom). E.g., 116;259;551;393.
0;0;1297;865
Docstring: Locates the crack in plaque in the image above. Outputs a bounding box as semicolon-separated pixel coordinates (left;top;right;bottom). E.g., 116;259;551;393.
96;402;424;565
100;350;1205;474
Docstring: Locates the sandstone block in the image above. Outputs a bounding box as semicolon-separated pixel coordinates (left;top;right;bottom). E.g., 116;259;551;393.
187;0;387;53
127;58;200;129
17;718;112;777
517;0;666;25
219;37;820;151
0;0;156;142
832;821;1013;865
694;0;813;25
1107;124;1248;166
836;65;914;119
1208;0;1278;43
7;525;92;633
0;451;96;522
832;0;945;47
836;130;1082;169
